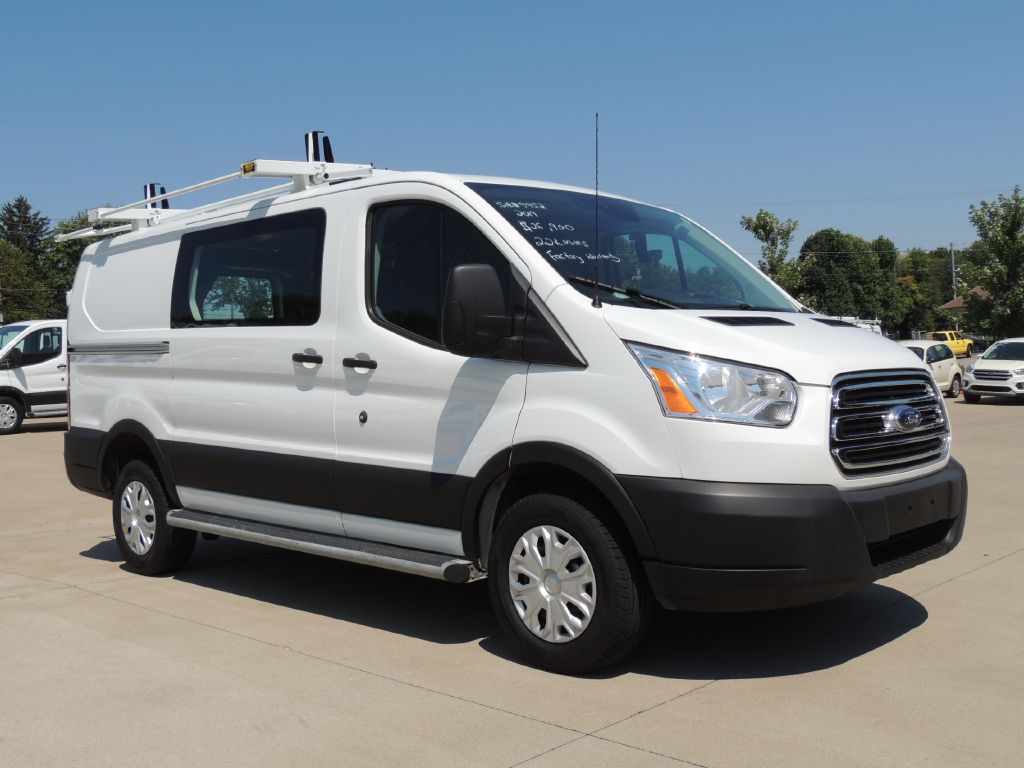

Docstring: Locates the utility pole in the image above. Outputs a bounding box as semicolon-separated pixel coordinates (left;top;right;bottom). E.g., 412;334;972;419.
950;242;957;331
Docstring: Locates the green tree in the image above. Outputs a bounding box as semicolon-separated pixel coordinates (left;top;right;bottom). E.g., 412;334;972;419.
739;209;799;292
0;241;50;323
959;186;1024;338
0;196;51;263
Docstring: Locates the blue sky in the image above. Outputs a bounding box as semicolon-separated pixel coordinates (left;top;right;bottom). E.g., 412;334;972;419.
1;1;1020;259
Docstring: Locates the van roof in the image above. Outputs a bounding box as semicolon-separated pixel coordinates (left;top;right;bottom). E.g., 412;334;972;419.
79;169;642;256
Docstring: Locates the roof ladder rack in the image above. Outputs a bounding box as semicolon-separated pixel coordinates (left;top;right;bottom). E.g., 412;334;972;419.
55;131;372;242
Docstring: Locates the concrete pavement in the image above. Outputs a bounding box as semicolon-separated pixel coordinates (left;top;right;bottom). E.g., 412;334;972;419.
0;401;1021;767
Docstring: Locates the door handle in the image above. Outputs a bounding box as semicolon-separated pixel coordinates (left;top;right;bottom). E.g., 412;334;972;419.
292;352;323;365
343;357;377;370
57;364;67;370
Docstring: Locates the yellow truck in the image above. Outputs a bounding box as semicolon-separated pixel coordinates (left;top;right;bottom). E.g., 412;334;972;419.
929;330;973;358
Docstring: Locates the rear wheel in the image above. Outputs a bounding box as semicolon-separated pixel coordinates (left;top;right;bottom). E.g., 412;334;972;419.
0;397;24;435
947;376;961;398
113;460;195;575
964;390;981;404
488;493;651;674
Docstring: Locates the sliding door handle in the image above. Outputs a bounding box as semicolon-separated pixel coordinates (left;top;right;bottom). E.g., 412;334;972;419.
343;357;377;370
292;352;323;365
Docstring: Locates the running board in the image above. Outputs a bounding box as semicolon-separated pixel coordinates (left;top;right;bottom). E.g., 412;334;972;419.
166;508;483;583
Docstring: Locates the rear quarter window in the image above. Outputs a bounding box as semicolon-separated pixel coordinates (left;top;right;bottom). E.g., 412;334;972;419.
171;209;326;328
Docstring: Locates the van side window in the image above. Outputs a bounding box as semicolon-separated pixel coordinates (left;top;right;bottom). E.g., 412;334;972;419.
368;202;512;345
15;326;62;366
171;209;326;328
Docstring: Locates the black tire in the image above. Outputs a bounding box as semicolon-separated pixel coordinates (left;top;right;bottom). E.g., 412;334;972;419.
947;376;961;398
964;390;981;404
112;460;195;575
966;345;974;357
488;493;652;674
0;396;24;435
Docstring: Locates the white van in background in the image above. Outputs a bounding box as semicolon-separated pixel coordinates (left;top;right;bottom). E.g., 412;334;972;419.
0;319;68;434
59;134;967;673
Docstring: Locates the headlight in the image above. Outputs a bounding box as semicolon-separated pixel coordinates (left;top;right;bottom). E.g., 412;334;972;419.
966;364;975;374
627;342;797;427
1014;368;1024;376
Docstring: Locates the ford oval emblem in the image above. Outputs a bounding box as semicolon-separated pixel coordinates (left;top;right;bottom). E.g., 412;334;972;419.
888;404;923;433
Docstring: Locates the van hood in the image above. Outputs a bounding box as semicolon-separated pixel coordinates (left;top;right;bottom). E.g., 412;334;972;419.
602;307;925;386
972;359;1024;372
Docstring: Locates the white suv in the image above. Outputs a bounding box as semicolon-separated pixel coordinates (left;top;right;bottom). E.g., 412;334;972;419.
0;319;68;434
898;340;963;398
61;140;968;673
963;338;1024;402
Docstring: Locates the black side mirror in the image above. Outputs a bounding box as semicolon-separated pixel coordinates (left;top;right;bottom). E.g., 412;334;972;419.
442;264;514;357
3;348;23;369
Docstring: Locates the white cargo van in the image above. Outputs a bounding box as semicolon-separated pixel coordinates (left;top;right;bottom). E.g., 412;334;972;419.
61;135;967;672
0;319;68;434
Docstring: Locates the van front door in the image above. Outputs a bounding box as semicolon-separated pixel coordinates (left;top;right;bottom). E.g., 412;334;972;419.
11;325;66;413
331;186;530;556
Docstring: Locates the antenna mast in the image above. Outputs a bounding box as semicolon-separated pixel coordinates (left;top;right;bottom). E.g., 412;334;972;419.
592;112;602;308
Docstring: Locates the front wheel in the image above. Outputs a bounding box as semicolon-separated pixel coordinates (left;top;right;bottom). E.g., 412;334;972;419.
0;397;24;435
947;376;961;398
966;345;974;357
113;460;196;575
488;493;651;674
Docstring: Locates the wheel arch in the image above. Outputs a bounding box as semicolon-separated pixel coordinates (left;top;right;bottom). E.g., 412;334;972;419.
460;442;656;565
98;420;180;507
0;387;27;411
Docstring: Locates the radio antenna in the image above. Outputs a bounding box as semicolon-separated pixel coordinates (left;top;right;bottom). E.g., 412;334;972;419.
592;112;602;308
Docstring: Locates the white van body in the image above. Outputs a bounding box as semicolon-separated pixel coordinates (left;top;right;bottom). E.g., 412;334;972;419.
63;161;967;672
0;319;68;433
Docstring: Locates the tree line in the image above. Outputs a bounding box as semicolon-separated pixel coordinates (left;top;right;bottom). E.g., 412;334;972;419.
741;186;1024;339
0;197;91;323
1;187;1022;339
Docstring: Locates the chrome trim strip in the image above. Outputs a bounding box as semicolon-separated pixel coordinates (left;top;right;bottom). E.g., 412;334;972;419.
175;486;465;556
69;342;169;356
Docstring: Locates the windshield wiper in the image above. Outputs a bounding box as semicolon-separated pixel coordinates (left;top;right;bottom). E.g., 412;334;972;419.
567;275;684;309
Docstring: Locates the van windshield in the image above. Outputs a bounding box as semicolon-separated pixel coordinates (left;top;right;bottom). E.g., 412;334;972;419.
468;183;797;312
0;324;27;350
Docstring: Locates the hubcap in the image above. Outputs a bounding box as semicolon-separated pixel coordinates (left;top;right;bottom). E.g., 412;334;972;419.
0;403;17;430
120;481;157;556
508;525;596;643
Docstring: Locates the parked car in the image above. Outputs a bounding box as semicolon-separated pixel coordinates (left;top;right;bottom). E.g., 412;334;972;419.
0;319;68;435
929;330;973;357
961;332;992;353
59;133;968;674
898;340;963;397
963;338;1024;403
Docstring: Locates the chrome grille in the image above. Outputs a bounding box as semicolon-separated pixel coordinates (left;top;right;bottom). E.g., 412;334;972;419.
973;369;1011;381
830;370;949;476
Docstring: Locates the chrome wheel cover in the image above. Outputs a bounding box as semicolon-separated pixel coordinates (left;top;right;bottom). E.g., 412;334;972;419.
120;480;157;556
0;403;18;431
508;525;596;643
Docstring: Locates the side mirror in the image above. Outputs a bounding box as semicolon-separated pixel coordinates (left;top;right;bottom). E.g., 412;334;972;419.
442;264;514;358
3;348;23;369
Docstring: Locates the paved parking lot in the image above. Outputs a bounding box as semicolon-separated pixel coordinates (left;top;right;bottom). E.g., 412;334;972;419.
1;399;1022;768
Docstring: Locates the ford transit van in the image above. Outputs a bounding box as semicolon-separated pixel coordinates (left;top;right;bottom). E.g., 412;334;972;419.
61;138;967;672
0;319;67;434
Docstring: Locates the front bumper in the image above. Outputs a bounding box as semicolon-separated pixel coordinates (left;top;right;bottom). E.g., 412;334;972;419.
619;459;967;612
963;372;1024;396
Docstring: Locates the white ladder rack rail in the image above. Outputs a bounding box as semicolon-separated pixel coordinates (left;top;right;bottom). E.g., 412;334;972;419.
55;158;373;243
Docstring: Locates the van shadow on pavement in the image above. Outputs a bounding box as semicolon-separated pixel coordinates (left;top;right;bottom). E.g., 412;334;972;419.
20;420;68;433
81;536;927;680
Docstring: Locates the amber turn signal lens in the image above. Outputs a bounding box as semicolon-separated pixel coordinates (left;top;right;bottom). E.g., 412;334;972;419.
649;367;697;414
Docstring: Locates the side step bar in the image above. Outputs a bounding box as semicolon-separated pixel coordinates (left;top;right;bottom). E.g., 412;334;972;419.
166;508;483;584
